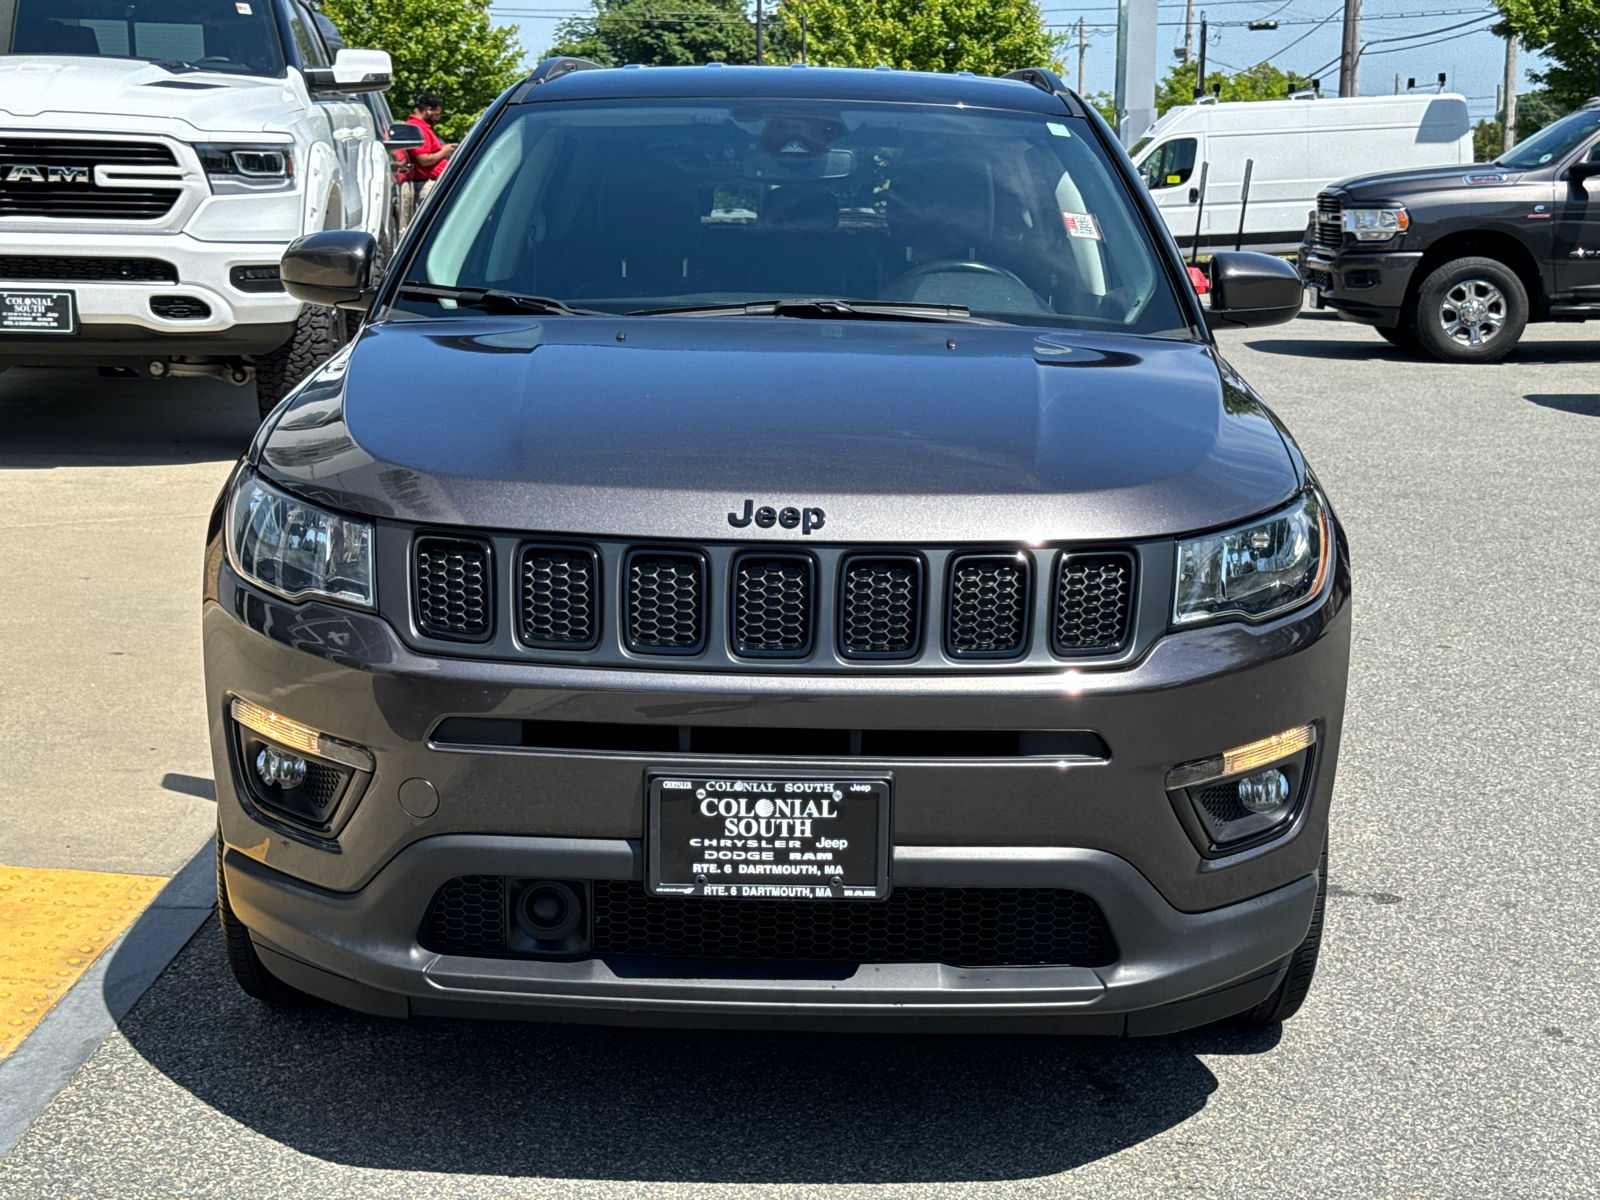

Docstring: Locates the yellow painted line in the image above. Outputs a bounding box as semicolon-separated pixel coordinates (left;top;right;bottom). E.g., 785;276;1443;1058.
0;866;167;1058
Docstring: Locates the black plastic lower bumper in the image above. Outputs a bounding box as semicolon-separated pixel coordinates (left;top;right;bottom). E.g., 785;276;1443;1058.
1303;249;1422;328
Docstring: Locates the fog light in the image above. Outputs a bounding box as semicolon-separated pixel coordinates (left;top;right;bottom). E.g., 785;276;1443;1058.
506;879;589;957
255;745;307;789
1237;768;1289;813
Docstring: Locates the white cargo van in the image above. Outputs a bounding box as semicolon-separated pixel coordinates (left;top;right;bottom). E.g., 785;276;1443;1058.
1131;93;1473;254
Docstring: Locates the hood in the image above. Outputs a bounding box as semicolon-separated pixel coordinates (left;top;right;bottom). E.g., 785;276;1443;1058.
256;317;1301;544
0;55;301;135
1328;161;1511;201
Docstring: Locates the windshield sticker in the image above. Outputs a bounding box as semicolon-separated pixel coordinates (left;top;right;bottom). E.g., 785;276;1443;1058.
1062;211;1100;240
1047;122;1072;138
236;2;253;11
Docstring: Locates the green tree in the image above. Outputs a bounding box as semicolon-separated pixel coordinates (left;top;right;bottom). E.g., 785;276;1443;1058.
317;0;526;141
1492;0;1600;111
1155;60;1315;116
775;0;1063;75
548;0;756;66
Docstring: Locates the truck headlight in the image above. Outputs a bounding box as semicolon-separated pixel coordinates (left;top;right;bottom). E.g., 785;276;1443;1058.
195;143;296;195
227;473;373;608
1174;490;1331;625
1343;207;1408;241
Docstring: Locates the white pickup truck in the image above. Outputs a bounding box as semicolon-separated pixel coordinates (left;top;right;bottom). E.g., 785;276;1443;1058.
0;0;416;415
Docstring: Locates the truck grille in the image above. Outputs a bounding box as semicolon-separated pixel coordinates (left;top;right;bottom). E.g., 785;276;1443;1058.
1314;193;1342;250
421;877;1118;968
0;256;177;283
1054;553;1133;652
840;555;922;657
947;553;1029;656
0;138;181;220
626;551;706;652
733;554;813;656
415;537;492;640
518;545;598;649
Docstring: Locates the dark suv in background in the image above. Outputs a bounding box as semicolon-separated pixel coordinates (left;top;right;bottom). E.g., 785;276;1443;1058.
1304;101;1600;362
206;60;1347;1035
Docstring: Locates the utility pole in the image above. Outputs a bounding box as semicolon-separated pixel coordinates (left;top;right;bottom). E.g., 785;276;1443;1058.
1182;0;1194;65
1394;73;1401;94
1338;0;1360;97
1502;33;1518;151
801;12;807;64
1193;15;1206;99
756;0;764;65
1077;17;1088;93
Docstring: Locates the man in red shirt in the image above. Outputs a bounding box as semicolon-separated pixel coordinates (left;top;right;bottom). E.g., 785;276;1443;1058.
397;91;457;228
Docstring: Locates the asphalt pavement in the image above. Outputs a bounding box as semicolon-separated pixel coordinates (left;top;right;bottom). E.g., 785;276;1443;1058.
1;315;1598;1198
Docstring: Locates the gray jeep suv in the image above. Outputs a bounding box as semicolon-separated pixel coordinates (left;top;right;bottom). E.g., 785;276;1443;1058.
204;60;1347;1035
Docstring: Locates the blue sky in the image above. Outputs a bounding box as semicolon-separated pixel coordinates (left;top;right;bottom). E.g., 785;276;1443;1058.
488;0;1545;125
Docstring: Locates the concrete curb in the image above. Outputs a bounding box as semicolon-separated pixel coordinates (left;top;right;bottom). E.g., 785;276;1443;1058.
0;837;216;1159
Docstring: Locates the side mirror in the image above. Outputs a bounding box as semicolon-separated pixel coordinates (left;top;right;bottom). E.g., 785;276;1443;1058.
1206;251;1303;329
281;230;378;310
304;48;393;95
1570;155;1600;181
383;122;426;151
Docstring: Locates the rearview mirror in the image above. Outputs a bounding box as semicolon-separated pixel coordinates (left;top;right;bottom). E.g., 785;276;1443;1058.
281;230;378;310
1206;252;1303;329
383;122;426;151
304;48;393;95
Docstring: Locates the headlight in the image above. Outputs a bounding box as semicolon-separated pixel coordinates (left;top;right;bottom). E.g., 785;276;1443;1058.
227;473;373;607
1343;207;1408;241
195;142;296;195
1174;490;1330;625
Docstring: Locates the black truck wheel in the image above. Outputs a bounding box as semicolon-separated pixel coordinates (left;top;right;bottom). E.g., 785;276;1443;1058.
1232;839;1327;1026
1411;256;1527;364
217;836;313;1005
253;303;346;420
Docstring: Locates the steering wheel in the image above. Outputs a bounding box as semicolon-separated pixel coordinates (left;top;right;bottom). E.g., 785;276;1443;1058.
884;260;1048;309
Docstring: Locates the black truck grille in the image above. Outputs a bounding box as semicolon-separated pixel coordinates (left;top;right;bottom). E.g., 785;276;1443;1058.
0;138;181;220
1314;193;1342;250
421;877;1117;968
0;256;177;283
733;554;813;656
840;555;922;657
947;553;1029;656
626;551;705;652
518;545;598;648
1054;553;1133;652
415;537;492;640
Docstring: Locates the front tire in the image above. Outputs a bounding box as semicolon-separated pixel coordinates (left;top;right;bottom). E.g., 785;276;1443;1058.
253;303;346;420
1412;256;1527;364
1233;839;1327;1026
217;836;313;1005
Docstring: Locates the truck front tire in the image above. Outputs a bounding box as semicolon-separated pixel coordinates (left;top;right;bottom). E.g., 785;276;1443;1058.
1411;256;1527;364
253;303;347;419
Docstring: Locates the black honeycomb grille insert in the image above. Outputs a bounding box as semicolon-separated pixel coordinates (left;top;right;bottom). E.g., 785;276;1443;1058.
591;880;1115;967
415;537;492;640
626;551;705;652
519;545;598;648
733;554;813;656
0;256;177;283
947;553;1029;656
422;875;504;955
1053;553;1133;653
840;555;922;657
299;762;343;812
1195;781;1252;825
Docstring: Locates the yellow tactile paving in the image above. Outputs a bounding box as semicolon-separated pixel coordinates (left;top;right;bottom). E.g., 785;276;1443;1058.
0;866;167;1058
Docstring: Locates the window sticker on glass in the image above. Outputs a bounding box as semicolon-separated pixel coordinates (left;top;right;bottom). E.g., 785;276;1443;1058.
1047;122;1072;138
1062;211;1100;240
236;2;253;12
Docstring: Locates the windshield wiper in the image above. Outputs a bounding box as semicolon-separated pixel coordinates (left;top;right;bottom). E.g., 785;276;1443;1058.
628;298;992;324
398;283;598;317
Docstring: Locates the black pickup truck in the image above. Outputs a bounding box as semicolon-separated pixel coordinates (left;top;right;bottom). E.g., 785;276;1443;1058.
1302;100;1600;362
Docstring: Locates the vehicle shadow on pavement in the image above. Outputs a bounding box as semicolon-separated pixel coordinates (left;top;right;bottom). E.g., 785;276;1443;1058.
120;918;1280;1184
1526;393;1600;417
0;368;258;468
1242;337;1600;364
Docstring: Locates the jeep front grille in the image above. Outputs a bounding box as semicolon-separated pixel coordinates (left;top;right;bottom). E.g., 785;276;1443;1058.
840;555;922;657
415;537;492;641
518;545;598;649
0;138;181;220
1053;552;1134;653
626;551;705;652
732;554;813;656
947;553;1029;656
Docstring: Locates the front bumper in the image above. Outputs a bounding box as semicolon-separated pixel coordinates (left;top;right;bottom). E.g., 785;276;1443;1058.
206;525;1350;1030
0;230;302;363
1302;248;1422;327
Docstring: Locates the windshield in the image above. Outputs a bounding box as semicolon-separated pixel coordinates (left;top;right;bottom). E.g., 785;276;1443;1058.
1496;107;1600;169
400;99;1190;335
9;0;286;77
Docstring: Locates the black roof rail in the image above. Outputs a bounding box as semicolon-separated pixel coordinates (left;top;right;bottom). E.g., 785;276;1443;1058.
510;57;606;103
1001;67;1088;117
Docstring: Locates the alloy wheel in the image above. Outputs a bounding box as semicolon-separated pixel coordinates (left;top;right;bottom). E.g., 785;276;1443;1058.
1438;279;1506;347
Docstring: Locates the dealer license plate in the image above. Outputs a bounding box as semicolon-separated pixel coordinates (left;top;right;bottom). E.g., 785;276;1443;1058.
647;775;891;900
0;291;76;334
